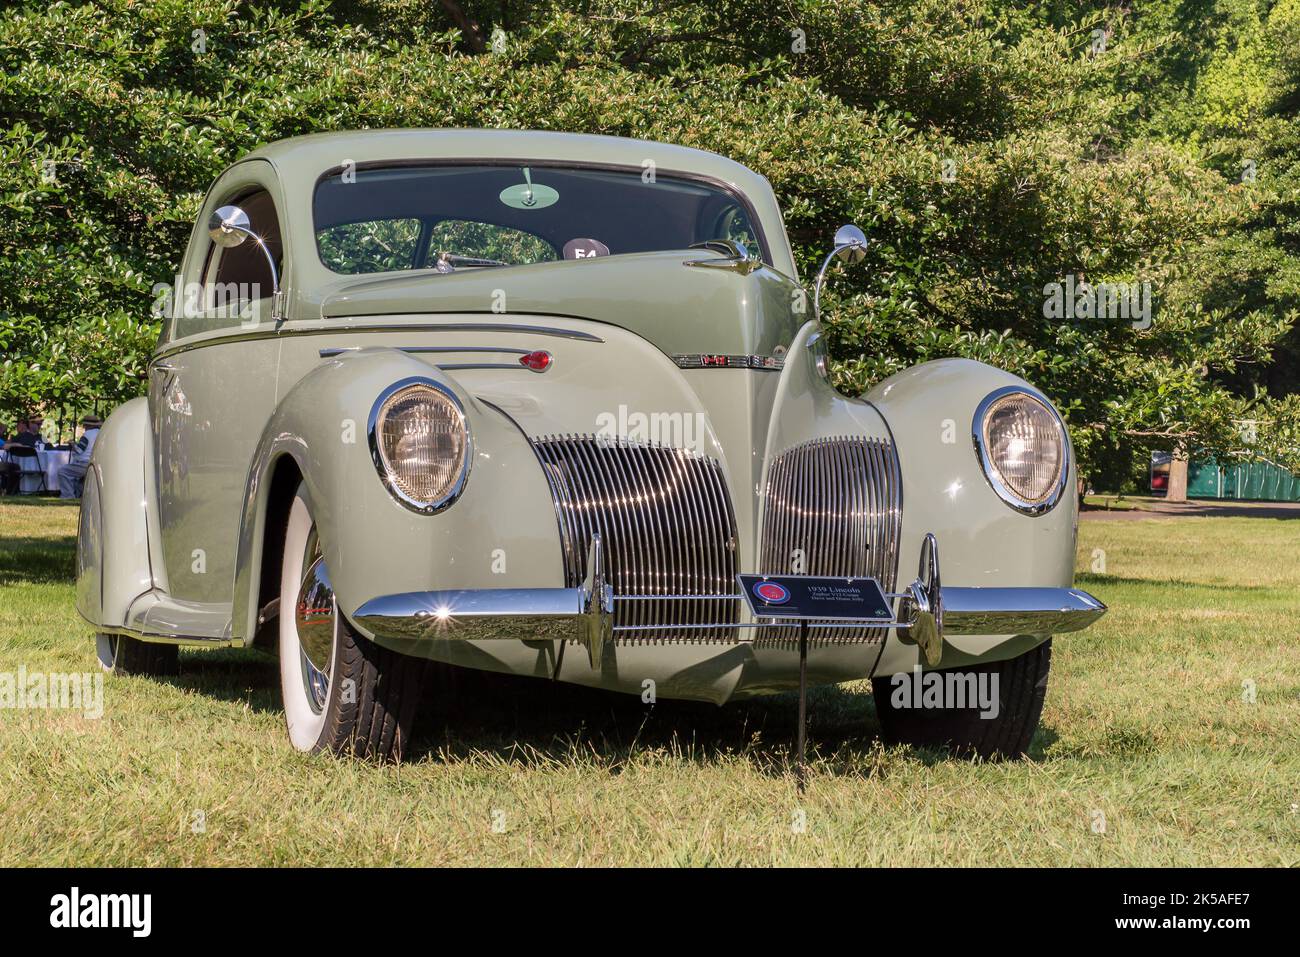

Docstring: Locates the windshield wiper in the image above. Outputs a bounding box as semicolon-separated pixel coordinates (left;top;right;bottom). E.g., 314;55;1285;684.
433;251;510;273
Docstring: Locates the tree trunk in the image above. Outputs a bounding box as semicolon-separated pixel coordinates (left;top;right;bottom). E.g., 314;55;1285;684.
1166;450;1189;503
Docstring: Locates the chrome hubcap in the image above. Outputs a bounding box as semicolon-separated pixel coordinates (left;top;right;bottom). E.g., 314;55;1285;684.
295;540;335;713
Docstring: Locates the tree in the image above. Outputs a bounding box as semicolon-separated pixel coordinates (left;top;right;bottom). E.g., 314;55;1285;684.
1;0;1295;491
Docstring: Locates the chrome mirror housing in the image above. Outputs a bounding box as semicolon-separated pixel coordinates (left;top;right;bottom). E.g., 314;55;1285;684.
832;224;868;262
208;205;252;248
813;223;868;320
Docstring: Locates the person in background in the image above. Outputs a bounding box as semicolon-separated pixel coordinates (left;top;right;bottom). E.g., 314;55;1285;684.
59;415;102;499
5;419;37;449
1;419;33;494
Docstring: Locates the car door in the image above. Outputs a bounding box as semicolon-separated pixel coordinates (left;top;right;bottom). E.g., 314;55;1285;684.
148;162;285;607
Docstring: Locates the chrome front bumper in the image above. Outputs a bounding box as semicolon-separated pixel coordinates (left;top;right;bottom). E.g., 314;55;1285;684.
351;533;1106;668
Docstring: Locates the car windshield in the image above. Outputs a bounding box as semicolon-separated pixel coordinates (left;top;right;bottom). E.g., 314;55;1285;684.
312;164;765;275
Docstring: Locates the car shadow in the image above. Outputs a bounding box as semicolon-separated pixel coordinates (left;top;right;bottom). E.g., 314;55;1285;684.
165;649;1054;776
411;663;890;778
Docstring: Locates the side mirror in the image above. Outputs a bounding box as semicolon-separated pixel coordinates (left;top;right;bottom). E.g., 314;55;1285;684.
205;204;283;321
208;205;253;248
832;224;868;263
813;223;869;320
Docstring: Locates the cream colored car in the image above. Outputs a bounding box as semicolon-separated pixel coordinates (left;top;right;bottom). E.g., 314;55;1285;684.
76;130;1105;761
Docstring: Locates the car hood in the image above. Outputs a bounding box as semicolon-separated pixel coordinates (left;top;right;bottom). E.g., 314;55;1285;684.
316;250;803;360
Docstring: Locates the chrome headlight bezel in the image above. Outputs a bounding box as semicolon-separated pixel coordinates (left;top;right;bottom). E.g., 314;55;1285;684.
367;377;472;514
971;385;1069;516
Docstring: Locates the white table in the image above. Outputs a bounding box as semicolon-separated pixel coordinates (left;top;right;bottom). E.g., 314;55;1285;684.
1;448;71;494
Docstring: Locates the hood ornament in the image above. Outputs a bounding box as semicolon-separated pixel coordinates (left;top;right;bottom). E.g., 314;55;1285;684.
684;239;762;275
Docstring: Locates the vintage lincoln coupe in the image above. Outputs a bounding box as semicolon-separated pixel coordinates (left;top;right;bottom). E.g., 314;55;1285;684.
76;129;1105;761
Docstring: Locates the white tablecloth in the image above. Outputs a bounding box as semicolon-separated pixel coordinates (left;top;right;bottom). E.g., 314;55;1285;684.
2;448;71;493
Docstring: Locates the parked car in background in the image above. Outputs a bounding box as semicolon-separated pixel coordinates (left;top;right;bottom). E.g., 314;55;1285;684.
77;130;1105;761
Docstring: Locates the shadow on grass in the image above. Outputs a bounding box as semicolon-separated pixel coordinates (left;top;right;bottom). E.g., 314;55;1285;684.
1074;572;1280;593
0;536;77;585
169;647;1052;778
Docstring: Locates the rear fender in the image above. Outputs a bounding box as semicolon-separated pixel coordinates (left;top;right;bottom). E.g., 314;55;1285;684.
75;397;166;630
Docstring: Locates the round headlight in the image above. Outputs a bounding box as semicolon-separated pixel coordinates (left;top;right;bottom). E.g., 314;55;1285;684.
369;380;470;513
973;387;1068;514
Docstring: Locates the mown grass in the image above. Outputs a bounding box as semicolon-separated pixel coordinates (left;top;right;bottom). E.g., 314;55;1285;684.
1;497;1297;866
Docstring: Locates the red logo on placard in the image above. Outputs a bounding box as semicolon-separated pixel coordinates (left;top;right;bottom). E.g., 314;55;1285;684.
755;581;791;604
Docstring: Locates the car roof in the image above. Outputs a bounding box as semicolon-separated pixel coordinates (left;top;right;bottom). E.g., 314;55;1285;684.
242;128;769;194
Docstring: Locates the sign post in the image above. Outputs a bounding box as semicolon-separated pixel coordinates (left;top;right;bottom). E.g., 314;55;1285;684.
736;574;894;791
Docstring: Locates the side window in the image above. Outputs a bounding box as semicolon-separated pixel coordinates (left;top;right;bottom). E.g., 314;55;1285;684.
703;201;760;255
173;188;284;340
428;220;556;267
318;218;421;273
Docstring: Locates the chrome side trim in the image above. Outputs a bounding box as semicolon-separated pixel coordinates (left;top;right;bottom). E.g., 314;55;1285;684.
154;321;604;362
366;376;473;515
320;346;532;358
971;385;1070;516
436;362;538;372
92;623;233;647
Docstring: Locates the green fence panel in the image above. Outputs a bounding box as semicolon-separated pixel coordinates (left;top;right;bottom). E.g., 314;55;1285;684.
1188;459;1300;502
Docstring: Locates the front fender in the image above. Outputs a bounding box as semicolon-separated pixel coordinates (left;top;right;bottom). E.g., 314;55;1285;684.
866;358;1079;672
231;347;565;645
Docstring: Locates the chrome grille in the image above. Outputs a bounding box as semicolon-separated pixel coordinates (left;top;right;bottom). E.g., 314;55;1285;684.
532;436;740;643
757;436;902;645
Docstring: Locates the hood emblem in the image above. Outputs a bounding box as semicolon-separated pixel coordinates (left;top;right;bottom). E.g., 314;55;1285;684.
672;354;785;370
683;239;762;275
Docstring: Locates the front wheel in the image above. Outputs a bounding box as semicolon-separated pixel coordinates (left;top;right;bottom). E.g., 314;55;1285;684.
278;484;427;762
871;639;1052;760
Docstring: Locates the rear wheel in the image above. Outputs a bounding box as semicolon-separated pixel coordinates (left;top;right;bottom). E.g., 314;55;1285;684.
278;483;426;761
872;640;1052;759
96;633;179;677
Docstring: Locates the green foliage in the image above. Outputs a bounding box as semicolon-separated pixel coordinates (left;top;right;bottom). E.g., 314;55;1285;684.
0;0;1296;482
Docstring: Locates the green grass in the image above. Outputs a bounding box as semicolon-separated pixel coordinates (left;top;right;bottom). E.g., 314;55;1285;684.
1;498;1297;866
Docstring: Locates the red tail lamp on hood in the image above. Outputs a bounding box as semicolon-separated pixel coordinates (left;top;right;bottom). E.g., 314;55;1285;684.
519;350;553;372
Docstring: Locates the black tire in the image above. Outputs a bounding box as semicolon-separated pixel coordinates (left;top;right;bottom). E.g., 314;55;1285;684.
96;633;179;677
872;639;1051;759
316;617;428;762
278;483;427;762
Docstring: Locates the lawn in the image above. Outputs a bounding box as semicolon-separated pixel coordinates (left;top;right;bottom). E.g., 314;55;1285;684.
1;497;1297;866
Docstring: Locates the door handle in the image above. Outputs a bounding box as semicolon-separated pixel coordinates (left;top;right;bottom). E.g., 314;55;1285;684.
150;362;179;374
